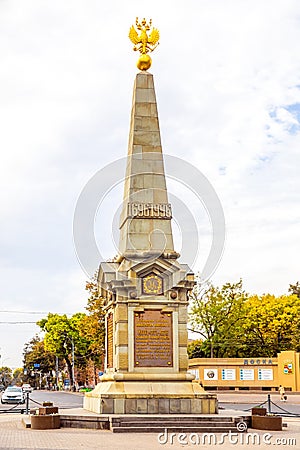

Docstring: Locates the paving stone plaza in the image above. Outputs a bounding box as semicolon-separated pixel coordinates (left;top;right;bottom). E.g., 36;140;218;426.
1;411;300;449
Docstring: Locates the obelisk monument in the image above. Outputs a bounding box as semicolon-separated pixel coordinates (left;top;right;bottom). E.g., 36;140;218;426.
84;19;217;415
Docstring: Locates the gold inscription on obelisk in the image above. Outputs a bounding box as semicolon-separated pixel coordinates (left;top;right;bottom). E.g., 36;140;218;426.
107;312;113;368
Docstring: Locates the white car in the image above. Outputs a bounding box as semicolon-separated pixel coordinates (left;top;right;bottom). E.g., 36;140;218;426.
22;383;33;393
1;386;25;404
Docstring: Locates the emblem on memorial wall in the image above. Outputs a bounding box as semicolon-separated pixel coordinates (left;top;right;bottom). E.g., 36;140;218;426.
142;274;163;295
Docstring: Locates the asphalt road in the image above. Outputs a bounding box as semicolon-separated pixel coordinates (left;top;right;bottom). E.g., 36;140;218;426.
1;389;300;416
0;390;84;413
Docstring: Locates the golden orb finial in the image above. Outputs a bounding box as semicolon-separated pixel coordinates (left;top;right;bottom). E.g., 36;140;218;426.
129;18;160;71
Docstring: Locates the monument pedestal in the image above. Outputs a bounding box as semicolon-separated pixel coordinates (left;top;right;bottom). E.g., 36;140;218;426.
84;378;217;414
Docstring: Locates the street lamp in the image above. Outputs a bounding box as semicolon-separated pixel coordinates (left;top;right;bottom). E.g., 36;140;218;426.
63;334;75;391
71;338;75;391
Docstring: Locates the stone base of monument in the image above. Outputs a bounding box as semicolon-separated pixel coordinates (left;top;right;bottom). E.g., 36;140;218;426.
84;374;217;415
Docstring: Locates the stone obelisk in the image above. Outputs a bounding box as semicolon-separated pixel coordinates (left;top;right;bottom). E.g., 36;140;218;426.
84;19;217;415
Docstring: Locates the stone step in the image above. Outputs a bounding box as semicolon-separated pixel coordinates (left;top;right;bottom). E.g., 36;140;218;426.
110;415;249;433
60;415;109;430
113;421;235;428
111;415;238;423
112;426;240;433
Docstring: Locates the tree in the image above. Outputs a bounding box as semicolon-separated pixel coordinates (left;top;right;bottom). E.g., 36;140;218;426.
189;279;247;357
37;313;90;389
84;273;105;365
0;366;12;387
239;294;300;357
187;339;208;359
23;335;57;388
23;335;56;373
12;368;24;386
22;271;106;390
289;282;300;299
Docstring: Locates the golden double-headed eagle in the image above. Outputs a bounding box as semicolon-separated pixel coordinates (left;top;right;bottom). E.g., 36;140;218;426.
129;18;160;71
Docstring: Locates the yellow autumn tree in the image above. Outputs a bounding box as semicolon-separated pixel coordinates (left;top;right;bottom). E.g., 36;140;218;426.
238;294;300;357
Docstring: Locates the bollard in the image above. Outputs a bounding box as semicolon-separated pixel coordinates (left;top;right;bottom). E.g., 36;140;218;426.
267;394;271;414
25;391;29;415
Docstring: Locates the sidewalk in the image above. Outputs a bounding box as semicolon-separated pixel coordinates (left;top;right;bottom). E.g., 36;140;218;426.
0;412;300;450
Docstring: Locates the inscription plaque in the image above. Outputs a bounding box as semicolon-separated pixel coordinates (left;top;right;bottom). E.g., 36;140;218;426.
107;312;113;368
134;310;173;367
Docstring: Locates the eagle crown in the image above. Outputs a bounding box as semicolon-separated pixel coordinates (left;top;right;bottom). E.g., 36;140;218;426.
129;17;160;55
128;18;160;71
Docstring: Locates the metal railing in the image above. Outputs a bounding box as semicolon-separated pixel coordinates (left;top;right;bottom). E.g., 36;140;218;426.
241;394;300;417
0;392;44;414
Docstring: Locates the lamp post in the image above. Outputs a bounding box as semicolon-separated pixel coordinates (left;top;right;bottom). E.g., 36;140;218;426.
71;338;75;391
55;356;59;390
63;334;76;391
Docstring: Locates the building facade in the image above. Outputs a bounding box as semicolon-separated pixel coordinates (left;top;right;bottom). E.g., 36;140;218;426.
189;350;300;391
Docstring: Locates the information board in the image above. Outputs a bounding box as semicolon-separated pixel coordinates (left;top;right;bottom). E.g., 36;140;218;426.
258;368;273;380
221;368;236;380
240;368;254;381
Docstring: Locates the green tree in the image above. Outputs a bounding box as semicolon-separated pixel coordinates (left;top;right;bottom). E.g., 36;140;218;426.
84;273;105;365
23;271;106;390
0;366;12;387
37;313;91;389
189;279;247;357
23;335;56;388
12;368;24;386
187;339;208;359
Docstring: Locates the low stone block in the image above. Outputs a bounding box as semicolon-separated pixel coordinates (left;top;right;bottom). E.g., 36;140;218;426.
180;399;191;414
252;407;267;416
114;399;125;414
170;399;181;413
31;414;60;430
147;399;159;414
101;398;114;414
125;399;137;414
191;399;202;414
39;407;58;415
136;399;148;414
251;415;282;431
159;399;170;414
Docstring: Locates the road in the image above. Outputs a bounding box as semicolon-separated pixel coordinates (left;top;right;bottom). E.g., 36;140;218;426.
0;390;84;413
1;389;300;416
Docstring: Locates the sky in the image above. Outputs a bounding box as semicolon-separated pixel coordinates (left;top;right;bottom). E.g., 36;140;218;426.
0;0;300;369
